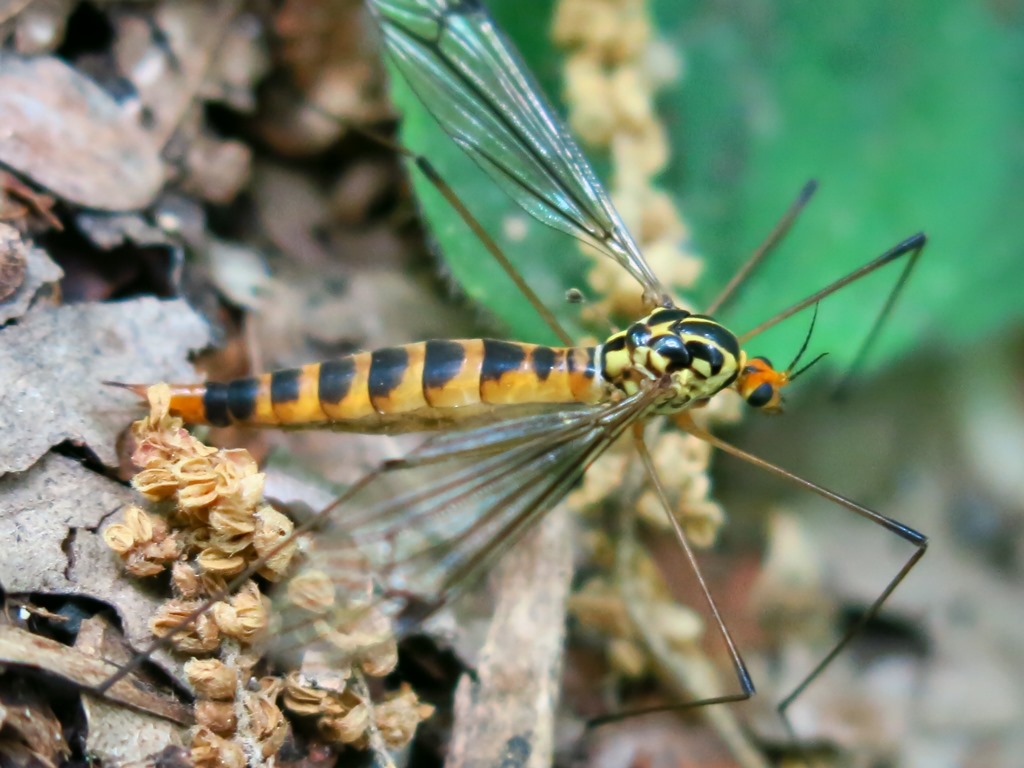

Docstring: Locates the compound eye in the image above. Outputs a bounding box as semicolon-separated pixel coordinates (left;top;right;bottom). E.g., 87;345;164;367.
746;381;775;408
627;323;652;350
650;334;691;370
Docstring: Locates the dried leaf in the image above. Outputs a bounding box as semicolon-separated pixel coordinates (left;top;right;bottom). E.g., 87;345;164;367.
0;454;177;672
0;624;190;724
83;696;187;768
74;211;175;252
113;1;254;148
0;224;61;323
0;678;68;768
0;297;210;475
75;617;188;762
0;54;164;210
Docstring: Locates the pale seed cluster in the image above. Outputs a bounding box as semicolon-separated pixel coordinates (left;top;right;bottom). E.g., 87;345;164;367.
186;658;288;768
104;384;295;657
284;673;433;750
104;384;432;761
569;550;705;680
553;0;703;319
553;0;743;684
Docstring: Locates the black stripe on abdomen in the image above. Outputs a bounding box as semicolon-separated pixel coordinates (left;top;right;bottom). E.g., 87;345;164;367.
570;346;597;380
481;339;526;384
319;357;356;404
531;346;556;381
227;378;259;422
369;346;409;400
270;369;301;405
423;340;466;390
203;382;231;426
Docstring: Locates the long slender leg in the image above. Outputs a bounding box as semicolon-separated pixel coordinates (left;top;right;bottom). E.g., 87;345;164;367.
588;424;756;726
676;413;928;731
831;234;926;398
355;127;574;347
705;180;818;316
738;233;926;345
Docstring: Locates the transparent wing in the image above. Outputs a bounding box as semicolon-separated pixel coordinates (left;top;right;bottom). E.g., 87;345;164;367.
368;0;669;306
268;391;656;666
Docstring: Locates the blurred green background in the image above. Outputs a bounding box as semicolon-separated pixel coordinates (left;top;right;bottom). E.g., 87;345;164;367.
391;0;1024;374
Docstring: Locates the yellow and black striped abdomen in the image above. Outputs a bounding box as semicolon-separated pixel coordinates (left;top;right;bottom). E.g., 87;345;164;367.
160;339;604;433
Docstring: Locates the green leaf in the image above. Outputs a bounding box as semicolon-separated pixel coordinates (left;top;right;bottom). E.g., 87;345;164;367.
384;0;587;346
385;0;1024;371
659;0;1024;368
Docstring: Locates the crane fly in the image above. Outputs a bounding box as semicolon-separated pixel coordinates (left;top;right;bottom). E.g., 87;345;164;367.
105;0;928;739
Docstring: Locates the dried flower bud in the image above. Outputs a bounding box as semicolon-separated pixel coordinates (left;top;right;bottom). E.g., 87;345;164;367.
195;699;237;735
191;726;245;768
253;506;295;580
124;557;168;578
210;450;263;508
105;506;183;577
287;570;335;614
567;579;632;637
177;478;221;510
172;562;202;599
197;547;247;577
318;700;370;745
212;581;267;644
185;659;237;701
257;675;284;699
359;639;398;678
103;505;178;577
375;685;434;750
102;522;136;555
243;689;288;757
607;637;647;678
680;499;724;549
281;671;330;716
651;602;703;648
132;466;180;501
130;505;157;540
208;505;257;540
316;605;397;675
151;599;220;654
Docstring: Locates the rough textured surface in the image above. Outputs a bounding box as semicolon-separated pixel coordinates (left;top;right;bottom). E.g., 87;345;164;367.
0;54;164;210
0;455;165;656
0;223;62;323
446;507;573;768
0;297;210;475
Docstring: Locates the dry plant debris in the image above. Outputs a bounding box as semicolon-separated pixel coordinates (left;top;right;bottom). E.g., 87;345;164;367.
0;678;69;768
0;222;61;322
103;385;433;765
0;1;1005;766
0;622;190;725
446;508;573;768
549;2;759;761
0;54;164;210
73;616;188;764
0;297;210;474
0;455;176;658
